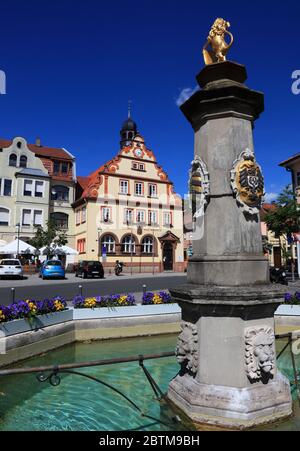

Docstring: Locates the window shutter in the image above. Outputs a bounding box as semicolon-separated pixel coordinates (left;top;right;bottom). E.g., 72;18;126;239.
34;210;43;226
22;210;31;225
0;208;9;224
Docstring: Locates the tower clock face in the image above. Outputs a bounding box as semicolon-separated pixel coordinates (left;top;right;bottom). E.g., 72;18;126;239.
134;149;143;158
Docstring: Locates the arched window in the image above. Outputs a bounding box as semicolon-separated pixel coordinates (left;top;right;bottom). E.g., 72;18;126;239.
9;154;17;167
19;155;27;168
51;185;69;202
50;212;68;229
101;235;116;253
142;236;153;254
122;235;135;254
0;208;10;226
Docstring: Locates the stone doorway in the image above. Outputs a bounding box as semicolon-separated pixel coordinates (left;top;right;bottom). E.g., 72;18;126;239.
159;231;180;272
163;242;174;271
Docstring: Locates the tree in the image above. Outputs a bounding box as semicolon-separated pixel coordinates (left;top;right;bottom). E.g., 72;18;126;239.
29;219;68;257
264;185;300;265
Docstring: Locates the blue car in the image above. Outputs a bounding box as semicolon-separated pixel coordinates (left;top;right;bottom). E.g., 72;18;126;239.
40;260;65;280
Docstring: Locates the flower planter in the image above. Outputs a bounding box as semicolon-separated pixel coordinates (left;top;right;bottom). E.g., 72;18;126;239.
275;304;300;317
72;303;180;320
0;309;73;337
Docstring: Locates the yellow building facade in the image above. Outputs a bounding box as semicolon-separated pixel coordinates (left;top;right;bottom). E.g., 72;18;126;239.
73;119;184;273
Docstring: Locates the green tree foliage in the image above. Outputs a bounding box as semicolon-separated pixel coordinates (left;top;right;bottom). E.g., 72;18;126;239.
264;185;300;263
29;219;68;255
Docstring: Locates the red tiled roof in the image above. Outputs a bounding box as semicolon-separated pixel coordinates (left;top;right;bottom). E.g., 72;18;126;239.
0;138;74;161
260;203;277;221
77;176;90;190
279;153;300;167
75;163;107;203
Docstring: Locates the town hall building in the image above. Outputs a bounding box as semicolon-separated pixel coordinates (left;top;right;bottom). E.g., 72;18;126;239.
73;115;184;273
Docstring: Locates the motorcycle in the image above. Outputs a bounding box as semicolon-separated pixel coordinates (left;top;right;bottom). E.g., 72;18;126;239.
269;266;288;286
115;261;125;276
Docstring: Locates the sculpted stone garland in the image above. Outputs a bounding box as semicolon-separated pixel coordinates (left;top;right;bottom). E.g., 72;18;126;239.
231;148;264;216
245;325;276;382
175;321;199;376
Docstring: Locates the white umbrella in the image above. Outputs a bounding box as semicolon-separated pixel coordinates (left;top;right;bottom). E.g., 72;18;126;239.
0;240;7;249
39;244;79;256
0;239;36;254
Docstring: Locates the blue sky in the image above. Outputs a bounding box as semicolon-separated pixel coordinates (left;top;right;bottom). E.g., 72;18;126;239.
0;0;299;199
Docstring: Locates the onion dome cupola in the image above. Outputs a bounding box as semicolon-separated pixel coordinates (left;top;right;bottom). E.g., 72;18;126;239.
120;102;138;148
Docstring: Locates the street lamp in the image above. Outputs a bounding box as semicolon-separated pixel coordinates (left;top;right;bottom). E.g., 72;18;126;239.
97;227;102;261
152;227;155;276
15;223;20;257
130;224;133;277
126;219;134;276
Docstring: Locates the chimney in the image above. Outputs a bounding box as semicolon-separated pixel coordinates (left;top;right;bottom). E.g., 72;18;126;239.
36;137;41;147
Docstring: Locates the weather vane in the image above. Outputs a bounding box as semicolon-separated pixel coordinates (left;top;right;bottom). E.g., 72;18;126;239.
202;18;234;65
128;100;132;118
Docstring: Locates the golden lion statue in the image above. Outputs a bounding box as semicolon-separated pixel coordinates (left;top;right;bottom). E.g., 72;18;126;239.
203;18;234;65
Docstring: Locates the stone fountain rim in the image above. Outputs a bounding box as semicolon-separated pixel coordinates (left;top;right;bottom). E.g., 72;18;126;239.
170;284;286;306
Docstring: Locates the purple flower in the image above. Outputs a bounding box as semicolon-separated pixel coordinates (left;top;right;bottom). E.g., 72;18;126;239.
142;291;173;305
159;291;172;303
126;294;136;306
284;293;293;302
142;292;154;305
52;296;67;309
72;295;85;309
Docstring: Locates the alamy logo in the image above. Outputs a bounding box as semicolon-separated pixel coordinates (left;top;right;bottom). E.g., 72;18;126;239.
292;331;300;355
0;330;6;354
292;70;300;95
0;70;6;94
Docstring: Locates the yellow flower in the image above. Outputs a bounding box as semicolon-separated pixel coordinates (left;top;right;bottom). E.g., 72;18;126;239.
0;310;5;323
54;300;64;311
26;300;37;314
84;297;96;308
118;296;128;305
153;294;163;305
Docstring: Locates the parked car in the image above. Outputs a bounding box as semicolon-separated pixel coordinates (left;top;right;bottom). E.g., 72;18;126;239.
75;261;104;279
39;260;65;280
0;259;24;279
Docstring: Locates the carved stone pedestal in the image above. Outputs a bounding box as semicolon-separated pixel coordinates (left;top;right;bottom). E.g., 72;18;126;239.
168;59;293;428
167;286;292;429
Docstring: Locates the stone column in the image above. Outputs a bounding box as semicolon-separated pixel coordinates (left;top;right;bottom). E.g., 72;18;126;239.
168;62;292;429
185;62;268;286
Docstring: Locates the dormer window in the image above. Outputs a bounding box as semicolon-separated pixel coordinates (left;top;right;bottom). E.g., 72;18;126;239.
53;160;69;175
9;154;17;167
53;161;60;174
61;162;69;174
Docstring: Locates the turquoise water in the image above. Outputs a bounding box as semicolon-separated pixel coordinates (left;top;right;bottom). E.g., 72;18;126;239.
0;335;183;431
0;335;300;431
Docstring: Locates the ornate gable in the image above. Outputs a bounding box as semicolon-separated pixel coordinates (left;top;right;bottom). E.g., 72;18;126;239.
119;134;156;162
